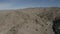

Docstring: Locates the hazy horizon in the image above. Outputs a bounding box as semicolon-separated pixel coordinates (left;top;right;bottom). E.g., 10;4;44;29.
0;0;60;10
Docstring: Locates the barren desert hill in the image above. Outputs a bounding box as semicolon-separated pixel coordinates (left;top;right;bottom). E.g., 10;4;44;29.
0;7;60;34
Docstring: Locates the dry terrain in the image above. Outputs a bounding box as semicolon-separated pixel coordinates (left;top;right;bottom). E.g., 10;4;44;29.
0;7;60;34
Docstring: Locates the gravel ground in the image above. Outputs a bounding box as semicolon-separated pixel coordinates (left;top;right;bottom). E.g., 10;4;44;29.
0;7;60;34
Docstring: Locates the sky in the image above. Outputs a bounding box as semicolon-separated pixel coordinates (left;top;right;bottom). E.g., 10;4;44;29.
0;0;60;10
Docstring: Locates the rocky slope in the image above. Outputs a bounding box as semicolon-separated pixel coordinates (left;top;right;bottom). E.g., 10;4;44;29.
0;7;60;34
